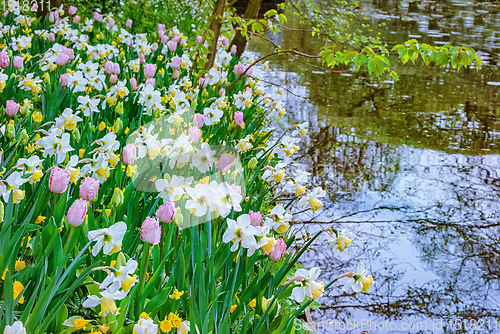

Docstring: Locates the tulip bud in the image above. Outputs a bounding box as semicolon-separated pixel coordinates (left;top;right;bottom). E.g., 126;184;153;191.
12;56;23;69
6;100;19;117
6;123;15;139
80;177;99;201
156;200;175;223
111;188;124;206
72;128;80;143
43;74;51;85
248;157;258;169
234;111;244;127
249;211;262;227
115;101;124;116
49;167;71;193
114;252;127;269
18;129;28;146
113;118;123;133
66;199;87;226
125;19;133;28
140;217;161;245
122;144;136;165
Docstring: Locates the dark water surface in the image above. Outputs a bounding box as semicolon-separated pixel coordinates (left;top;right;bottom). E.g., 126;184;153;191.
248;0;500;332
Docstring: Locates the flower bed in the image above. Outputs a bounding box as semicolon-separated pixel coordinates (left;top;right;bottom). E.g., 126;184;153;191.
0;2;373;333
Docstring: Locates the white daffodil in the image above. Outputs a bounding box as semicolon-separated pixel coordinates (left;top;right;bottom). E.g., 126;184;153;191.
3;321;26;334
342;262;374;293
133;318;158;334
77;95;100;117
246;226;270;256
100;259;138;293
68;71;88;92
16;156;42;173
178;321;190;334
262;163;286;183
291;267;324;303
185;183;211;217
167;134;193;168
292;121;309;137
39;128;74;164
326;227;353;252
297;186;326;212
204;67;221;86
55;108;83;131
222;214;258;252
203;106;223;126
0;171;29;202
155;175;192;202
269;204;292;234
212;182;242;216
82;290;127;317
192;142;215;173
88;221;127;256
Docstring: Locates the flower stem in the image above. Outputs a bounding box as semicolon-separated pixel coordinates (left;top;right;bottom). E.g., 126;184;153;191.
63;225;75;255
50;193;57;218
139;243;151;297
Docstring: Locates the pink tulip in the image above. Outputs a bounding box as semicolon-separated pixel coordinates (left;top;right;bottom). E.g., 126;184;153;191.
188;127;201;143
249;211;262;227
138;53;145;64
104;60;113;74
145;78;156;87
49;32;56;41
152;42;158;51
222;37;229;47
108;19;115;28
12;56;22;69
234;64;245;75
217;154;235;173
172;35;181;44
171;56;182;69
168;41;177;53
55;12;59;20
230;45;237;55
234;111;244;126
144;63;156;78
125;19;133;28
59;73;69;87
112;62;120;75
156;200;175;223
198;77;205;86
193;113;205;128
157;23;165;32
68;6;77;15
62;46;74;59
130;77;138;91
244;87;252;94
172;70;179;80
93;12;103;22
0;52;9;68
49;167;71;193
109;74;118;84
140;217;161;245
31;2;38;11
122;144;136;165
80;177;99;201
246;67;254;76
219;88;225;96
231;184;241;195
6;100;19;117
73;15;80;24
49;11;55;22
55;19;61;26
269;238;287;261
196;35;203;43
160;35;169;44
66;199;87;226
56;53;69;66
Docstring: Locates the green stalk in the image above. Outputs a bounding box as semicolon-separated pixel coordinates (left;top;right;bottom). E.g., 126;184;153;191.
63;225;75;255
139;243;151;297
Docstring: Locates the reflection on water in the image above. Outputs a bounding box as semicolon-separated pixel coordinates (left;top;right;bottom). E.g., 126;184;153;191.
247;0;500;332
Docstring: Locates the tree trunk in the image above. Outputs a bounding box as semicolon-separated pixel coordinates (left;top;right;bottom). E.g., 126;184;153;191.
36;0;66;19
204;0;227;70
230;0;262;58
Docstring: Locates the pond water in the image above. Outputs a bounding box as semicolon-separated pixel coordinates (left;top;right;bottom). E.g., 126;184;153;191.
248;0;500;332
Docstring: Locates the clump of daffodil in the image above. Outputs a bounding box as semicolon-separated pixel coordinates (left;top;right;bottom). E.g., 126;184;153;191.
342;262;375;293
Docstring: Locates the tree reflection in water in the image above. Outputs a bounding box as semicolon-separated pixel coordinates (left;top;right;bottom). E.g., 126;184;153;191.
244;0;500;331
